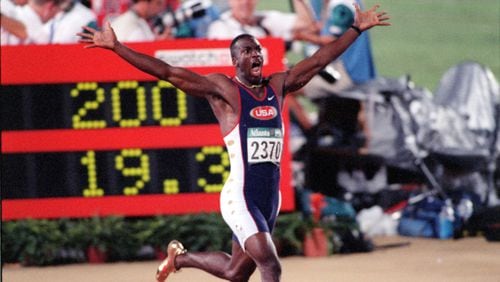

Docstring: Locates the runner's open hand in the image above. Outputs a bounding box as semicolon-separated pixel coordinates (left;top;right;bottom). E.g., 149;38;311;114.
78;22;117;50
353;4;391;32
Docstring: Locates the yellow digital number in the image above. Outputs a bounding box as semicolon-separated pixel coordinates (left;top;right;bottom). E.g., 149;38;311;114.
81;151;104;197
195;146;229;193
71;82;107;129
115;149;150;195
152;80;188;126
111;81;147;127
163;179;179;194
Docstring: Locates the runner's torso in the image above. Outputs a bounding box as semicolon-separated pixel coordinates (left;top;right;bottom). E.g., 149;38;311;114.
224;79;284;174
220;79;284;246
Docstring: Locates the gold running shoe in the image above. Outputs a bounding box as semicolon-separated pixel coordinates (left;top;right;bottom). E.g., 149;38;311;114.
156;240;187;282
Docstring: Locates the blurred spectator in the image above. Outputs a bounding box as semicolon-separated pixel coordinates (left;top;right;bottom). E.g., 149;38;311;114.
44;0;97;44
331;0;376;85
207;0;294;40
303;0;377;99
206;0;329;46
1;0;62;45
290;0;379;153
1;0;29;18
298;0;387;204
111;0;171;42
1;0;28;44
91;0;130;27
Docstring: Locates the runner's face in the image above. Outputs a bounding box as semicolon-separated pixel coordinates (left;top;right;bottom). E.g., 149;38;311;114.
234;37;264;83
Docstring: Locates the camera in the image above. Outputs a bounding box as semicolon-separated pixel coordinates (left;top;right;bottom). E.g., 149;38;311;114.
153;0;212;33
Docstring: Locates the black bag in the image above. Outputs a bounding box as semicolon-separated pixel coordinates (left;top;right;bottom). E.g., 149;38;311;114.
465;205;500;241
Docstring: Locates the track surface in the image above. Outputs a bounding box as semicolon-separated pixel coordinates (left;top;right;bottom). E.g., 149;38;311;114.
3;236;500;282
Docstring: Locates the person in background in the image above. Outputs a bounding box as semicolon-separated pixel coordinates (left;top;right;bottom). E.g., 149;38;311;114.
78;3;389;282
280;0;380;154
1;0;62;45
173;0;221;38
1;0;28;44
111;0;172;42
294;0;385;217
207;0;294;40
1;0;28;11
298;0;379;156
302;0;377;101
44;0;97;44
207;0;330;47
91;0;130;28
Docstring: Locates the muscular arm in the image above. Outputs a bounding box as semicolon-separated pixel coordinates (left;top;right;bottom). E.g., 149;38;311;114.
285;28;360;92
111;42;221;97
79;22;224;98
283;4;390;94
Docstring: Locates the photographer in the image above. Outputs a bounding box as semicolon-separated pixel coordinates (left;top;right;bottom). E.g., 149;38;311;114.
153;0;220;38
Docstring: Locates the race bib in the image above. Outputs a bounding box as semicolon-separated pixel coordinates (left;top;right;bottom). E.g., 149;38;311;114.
247;128;283;164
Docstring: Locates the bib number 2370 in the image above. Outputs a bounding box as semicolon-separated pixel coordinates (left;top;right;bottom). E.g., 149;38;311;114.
247;128;283;164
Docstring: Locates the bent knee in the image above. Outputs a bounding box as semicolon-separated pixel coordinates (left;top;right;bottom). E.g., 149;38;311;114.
226;269;254;282
252;255;281;277
264;259;282;276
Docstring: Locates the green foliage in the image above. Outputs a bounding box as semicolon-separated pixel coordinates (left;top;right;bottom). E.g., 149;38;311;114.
80;216;115;253
1;212;361;266
58;218;88;251
1;219;65;265
272;213;313;256
140;213;232;254
1;214;232;265
173;213;233;253
98;216;141;262
2;221;26;263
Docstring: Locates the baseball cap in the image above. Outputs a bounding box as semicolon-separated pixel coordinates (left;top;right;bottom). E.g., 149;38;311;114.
326;0;355;36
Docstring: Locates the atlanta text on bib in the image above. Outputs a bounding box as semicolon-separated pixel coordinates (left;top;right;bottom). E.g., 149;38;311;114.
247;128;283;164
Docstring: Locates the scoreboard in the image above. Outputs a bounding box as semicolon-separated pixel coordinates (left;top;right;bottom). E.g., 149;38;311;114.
1;38;293;220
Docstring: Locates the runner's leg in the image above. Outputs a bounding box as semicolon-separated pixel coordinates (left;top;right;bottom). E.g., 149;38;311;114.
174;240;257;281
244;232;281;282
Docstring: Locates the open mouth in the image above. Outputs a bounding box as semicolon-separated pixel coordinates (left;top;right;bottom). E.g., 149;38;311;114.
251;61;262;75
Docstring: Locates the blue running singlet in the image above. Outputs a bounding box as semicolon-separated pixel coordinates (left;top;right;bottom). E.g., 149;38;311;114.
220;79;284;250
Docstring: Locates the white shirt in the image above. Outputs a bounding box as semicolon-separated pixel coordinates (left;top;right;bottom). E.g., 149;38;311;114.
111;10;155;42
207;10;296;40
1;2;50;45
0;0;15;13
45;1;96;44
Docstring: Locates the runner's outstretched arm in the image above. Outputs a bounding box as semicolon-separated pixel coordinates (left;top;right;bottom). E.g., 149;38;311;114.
78;22;223;98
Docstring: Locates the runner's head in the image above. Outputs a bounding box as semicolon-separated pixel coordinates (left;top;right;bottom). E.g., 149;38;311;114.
230;34;264;85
